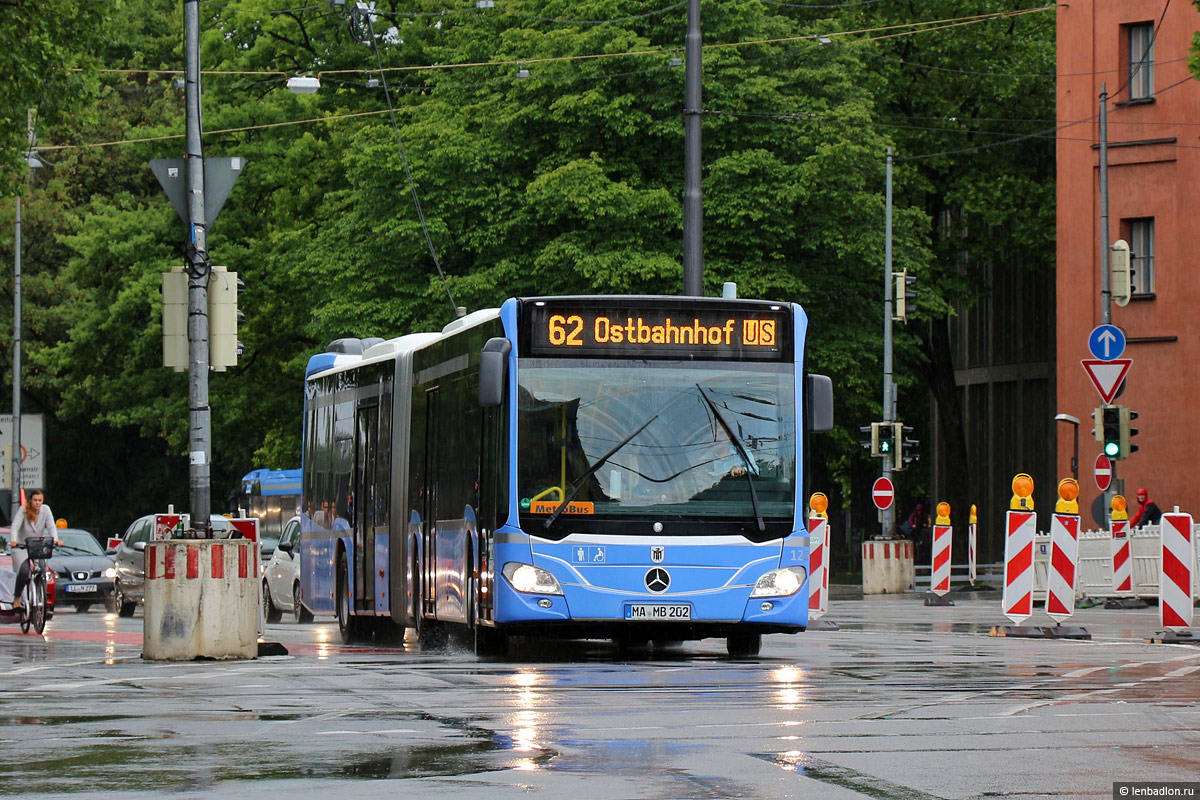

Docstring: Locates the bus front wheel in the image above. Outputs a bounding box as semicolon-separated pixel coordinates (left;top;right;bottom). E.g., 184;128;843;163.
726;632;762;658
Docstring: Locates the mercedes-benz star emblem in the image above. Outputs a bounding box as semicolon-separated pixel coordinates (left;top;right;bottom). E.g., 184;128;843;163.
645;568;670;593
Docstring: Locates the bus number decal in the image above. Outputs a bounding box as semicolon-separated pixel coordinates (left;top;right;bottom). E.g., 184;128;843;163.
547;314;584;347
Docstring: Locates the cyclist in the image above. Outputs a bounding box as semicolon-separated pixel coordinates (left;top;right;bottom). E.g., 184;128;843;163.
9;489;60;609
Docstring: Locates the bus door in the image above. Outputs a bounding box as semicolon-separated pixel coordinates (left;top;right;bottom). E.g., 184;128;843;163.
355;401;378;611
421;387;440;616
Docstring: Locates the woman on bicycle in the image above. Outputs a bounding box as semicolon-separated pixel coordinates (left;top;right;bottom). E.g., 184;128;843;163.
9;489;57;609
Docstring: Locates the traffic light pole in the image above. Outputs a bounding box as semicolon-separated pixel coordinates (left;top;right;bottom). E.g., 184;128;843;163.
1097;84;1118;493
881;148;896;538
184;0;212;534
1099;83;1111;326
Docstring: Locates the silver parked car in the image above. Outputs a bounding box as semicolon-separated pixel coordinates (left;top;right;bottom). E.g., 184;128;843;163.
112;514;235;617
262;516;312;623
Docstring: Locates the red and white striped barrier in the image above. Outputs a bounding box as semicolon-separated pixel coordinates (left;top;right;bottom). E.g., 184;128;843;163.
1002;510;1037;624
1159;512;1195;630
1045;512;1080;622
930;523;952;596
1110;518;1132;594
808;514;829;620
143;539;259;660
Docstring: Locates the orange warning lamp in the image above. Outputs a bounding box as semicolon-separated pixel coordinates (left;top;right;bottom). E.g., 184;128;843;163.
1111;494;1128;522
1055;478;1079;514
935;502;951;525
56;518;68;529
969;504;977;525
809;492;829;519
1010;473;1034;511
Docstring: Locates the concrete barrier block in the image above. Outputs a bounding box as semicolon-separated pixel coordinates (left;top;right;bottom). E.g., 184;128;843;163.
143;540;258;661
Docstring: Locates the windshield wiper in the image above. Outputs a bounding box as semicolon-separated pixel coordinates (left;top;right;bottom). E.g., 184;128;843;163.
543;412;660;530
697;384;764;532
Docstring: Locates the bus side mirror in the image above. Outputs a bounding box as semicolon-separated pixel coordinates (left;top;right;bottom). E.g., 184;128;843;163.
805;374;834;433
479;337;512;407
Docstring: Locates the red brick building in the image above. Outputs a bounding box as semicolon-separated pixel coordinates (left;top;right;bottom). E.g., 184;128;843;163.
1057;2;1200;524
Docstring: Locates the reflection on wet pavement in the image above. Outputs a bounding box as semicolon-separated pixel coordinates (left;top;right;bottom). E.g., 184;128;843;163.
1;595;1198;798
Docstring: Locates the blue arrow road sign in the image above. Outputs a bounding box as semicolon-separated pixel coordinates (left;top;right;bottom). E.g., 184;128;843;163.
1088;324;1126;361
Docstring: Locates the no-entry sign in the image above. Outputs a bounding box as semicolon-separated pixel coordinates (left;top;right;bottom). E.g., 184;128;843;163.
1094;453;1112;492
872;477;895;510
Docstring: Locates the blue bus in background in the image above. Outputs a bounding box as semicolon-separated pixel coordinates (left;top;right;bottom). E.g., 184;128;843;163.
239;468;301;555
299;295;833;656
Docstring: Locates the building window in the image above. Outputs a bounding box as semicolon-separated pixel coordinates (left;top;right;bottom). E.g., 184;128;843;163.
1127;217;1154;295
1128;22;1155;100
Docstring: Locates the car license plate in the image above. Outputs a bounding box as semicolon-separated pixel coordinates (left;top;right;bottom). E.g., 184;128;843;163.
66;584;97;593
625;604;690;620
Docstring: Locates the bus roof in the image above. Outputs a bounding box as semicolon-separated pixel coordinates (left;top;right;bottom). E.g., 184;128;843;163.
304;309;501;380
241;468;301;495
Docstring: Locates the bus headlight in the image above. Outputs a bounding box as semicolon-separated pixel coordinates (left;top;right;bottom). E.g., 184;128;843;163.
750;567;807;598
502;562;563;596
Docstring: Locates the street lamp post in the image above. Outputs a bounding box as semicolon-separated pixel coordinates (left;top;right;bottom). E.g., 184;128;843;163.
1055;413;1080;480
11;144;41;525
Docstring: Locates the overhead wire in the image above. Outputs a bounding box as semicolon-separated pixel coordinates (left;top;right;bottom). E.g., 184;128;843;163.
49;4;1082;159
895;72;1199;162
359;6;458;317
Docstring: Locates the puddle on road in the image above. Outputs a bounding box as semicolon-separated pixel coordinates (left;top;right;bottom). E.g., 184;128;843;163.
0;711;557;793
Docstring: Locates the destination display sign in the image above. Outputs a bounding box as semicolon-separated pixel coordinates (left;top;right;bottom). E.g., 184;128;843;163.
525;302;789;360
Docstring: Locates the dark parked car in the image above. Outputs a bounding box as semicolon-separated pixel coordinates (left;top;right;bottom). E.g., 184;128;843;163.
50;529;118;613
112;515;235;617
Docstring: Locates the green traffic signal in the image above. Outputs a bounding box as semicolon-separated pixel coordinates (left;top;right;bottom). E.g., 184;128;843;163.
1101;405;1122;459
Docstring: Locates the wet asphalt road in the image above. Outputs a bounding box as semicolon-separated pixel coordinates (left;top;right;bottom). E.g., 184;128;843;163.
1;591;1198;800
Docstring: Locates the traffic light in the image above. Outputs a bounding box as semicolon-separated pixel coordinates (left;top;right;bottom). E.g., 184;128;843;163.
895;424;918;470
893;270;917;322
1120;407;1139;458
876;421;895;457
1101;405;1121;459
859;425;874;455
162;267;187;371
1111;239;1132;307
209;266;241;370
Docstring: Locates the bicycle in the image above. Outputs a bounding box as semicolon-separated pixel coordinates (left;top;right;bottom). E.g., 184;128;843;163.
13;537;54;634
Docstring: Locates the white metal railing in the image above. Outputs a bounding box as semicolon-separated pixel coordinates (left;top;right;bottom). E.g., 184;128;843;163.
913;524;1200;599
914;562;1004;591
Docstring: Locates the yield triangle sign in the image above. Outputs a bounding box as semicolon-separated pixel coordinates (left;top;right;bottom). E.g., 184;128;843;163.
1081;358;1132;403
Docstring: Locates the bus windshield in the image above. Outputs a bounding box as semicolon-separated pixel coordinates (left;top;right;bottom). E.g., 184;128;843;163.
517;359;795;525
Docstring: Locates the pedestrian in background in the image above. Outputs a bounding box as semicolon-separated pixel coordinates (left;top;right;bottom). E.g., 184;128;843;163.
1129;487;1163;528
902;503;930;563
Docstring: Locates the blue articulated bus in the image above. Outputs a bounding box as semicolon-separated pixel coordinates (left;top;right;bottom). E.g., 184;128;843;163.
299;295;833;656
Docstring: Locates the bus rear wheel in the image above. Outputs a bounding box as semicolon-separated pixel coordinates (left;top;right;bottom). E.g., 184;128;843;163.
336;552;361;644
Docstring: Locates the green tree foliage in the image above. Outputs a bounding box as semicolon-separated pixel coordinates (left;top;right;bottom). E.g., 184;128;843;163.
1;0;1051;536
0;0;109;193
